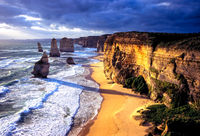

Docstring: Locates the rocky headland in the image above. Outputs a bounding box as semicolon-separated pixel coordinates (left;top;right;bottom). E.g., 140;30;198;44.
74;36;99;48
74;34;110;49
104;31;200;107
60;37;74;52
97;34;110;52
103;31;200;135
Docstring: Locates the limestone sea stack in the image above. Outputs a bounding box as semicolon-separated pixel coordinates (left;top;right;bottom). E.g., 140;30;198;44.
50;38;60;57
32;52;50;78
37;42;43;52
60;37;74;52
66;57;75;65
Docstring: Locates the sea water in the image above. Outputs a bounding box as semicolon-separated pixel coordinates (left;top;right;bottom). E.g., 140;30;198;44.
0;39;100;136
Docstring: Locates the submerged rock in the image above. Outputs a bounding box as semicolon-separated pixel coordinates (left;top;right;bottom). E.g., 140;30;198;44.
32;52;50;78
37;42;43;52
50;38;60;57
66;57;75;65
60;37;74;52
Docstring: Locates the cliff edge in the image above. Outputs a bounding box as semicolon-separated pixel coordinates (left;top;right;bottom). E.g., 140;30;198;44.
104;31;200;107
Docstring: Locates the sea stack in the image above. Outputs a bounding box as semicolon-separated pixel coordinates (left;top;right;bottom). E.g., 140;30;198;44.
32;52;50;78
37;42;43;52
60;37;74;52
50;38;60;57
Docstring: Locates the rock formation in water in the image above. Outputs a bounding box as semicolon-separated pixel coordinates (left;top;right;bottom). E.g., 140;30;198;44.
50;38;60;57
60;37;74;52
66;57;75;65
74;35;109;48
104;31;200;107
37;42;43;52
74;36;99;48
97;34;110;52
32;52;50;78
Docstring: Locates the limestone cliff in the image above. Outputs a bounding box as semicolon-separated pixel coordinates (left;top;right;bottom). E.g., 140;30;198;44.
104;31;200;107
74;36;99;48
74;34;110;48
97;34;110;52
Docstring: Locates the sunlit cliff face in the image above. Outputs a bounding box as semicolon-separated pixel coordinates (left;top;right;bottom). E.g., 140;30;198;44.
104;32;200;106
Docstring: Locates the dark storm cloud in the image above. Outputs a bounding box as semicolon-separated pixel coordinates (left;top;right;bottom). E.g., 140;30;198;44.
1;0;200;33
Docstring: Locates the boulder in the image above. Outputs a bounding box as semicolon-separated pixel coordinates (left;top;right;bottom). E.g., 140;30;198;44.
32;52;50;78
66;57;75;65
60;37;74;52
50;38;60;57
37;42;43;52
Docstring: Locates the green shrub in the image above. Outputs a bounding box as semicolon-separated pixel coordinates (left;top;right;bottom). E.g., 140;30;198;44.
131;75;149;94
142;104;167;125
124;76;149;94
141;104;200;135
153;79;179;103
124;77;136;88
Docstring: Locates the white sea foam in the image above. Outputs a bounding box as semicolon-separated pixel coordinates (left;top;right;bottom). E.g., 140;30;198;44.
9;67;85;136
0;86;9;95
0;57;40;69
0;42;102;136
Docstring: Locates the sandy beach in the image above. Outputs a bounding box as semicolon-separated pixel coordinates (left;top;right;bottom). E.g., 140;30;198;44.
78;55;154;136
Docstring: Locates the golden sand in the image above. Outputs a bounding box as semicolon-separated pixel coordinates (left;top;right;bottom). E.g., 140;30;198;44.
80;55;154;136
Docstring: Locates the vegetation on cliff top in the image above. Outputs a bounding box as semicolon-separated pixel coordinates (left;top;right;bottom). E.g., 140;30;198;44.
108;31;200;51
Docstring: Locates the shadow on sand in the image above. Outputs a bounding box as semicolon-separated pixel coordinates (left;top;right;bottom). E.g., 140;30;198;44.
44;78;148;99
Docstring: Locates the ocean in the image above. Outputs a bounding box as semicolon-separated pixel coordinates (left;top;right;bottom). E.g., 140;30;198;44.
0;40;102;136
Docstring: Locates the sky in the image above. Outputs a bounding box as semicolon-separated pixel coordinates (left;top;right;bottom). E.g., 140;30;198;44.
0;0;199;39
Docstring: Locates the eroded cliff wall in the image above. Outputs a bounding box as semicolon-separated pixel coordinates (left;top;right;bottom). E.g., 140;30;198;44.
74;36;100;48
74;34;110;49
104;32;200;106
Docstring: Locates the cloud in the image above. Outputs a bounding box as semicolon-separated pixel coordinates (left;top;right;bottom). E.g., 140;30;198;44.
16;15;42;21
0;23;36;39
0;0;200;39
156;2;171;7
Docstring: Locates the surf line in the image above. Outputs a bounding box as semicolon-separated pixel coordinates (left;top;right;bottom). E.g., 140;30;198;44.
6;83;61;136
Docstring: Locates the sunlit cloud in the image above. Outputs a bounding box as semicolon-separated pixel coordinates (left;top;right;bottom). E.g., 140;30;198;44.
31;24;104;34
0;23;36;39
16;14;42;21
156;2;171;7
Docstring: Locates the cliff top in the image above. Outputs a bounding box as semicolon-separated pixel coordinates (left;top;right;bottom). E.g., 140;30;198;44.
106;31;200;51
